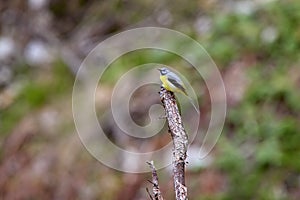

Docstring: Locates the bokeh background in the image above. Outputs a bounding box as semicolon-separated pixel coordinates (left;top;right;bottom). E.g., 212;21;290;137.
1;0;300;199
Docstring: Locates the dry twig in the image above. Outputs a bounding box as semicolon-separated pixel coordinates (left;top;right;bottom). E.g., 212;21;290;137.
159;87;188;200
147;161;164;200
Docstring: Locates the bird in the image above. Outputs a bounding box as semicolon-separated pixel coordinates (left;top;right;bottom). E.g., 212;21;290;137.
158;67;199;114
158;67;188;95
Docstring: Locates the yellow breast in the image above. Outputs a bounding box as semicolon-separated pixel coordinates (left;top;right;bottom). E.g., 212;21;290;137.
160;75;183;93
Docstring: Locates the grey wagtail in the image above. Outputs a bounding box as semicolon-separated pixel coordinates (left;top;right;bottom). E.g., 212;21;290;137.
158;67;199;114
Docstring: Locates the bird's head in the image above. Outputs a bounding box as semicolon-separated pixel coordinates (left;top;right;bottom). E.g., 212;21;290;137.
158;67;170;75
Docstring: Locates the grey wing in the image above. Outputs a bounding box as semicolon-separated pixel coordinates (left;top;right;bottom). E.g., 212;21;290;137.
168;72;184;85
167;72;187;93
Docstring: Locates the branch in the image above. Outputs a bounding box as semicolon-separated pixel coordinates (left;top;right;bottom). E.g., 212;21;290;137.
159;87;188;200
147;161;164;200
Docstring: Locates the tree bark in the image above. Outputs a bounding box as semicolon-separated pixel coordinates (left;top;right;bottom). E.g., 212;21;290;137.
159;87;188;200
147;161;164;200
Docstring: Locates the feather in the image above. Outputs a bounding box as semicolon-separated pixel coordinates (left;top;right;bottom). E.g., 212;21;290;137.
167;73;188;95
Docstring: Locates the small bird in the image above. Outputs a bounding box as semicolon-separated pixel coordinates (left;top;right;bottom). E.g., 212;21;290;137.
158;67;188;95
158;67;199;113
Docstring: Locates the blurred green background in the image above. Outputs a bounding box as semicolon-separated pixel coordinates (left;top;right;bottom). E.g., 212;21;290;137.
1;0;300;199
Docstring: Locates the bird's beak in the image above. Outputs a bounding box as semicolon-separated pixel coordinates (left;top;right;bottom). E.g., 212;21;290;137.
157;68;162;71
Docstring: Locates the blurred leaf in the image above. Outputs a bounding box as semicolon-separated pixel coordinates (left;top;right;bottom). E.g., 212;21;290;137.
255;138;282;167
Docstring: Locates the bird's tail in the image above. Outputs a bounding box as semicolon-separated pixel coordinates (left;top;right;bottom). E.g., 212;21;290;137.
187;96;200;114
